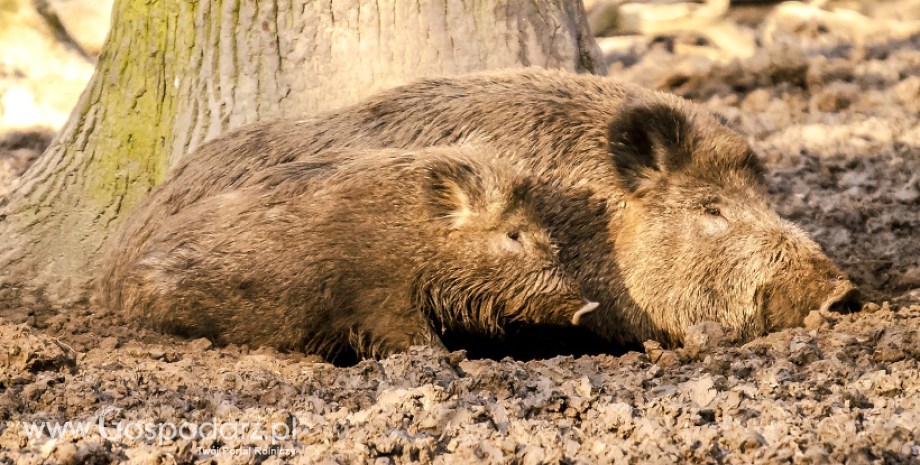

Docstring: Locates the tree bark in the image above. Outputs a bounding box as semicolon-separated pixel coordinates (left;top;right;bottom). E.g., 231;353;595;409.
0;0;604;309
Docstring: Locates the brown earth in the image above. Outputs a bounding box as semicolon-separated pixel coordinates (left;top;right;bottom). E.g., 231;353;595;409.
0;128;54;200
2;2;920;464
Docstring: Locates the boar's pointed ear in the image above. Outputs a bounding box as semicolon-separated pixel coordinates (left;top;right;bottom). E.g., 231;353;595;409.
422;158;482;226
607;102;693;193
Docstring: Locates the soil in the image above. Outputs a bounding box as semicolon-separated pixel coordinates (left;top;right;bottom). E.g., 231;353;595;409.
2;2;920;464
0;128;53;200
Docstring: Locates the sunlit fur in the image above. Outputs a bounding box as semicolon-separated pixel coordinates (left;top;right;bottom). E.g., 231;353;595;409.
614;174;850;345
97;67;856;348
96;146;589;360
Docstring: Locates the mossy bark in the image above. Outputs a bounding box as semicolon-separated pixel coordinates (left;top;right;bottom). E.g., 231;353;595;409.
0;0;604;309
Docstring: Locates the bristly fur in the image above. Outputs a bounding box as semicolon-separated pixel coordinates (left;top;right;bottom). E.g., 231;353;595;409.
415;265;575;336
96;145;588;361
96;67;856;349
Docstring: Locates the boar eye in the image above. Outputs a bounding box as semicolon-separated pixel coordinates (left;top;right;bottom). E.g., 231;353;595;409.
704;206;723;218
507;231;521;242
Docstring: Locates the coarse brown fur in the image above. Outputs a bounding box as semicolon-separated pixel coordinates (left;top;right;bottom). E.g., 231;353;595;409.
98;67;858;349
97;145;591;360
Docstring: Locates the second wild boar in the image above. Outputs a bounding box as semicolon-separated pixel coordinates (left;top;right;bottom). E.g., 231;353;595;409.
96;145;596;360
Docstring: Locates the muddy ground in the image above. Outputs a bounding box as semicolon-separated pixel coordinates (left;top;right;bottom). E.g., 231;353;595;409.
2;2;920;464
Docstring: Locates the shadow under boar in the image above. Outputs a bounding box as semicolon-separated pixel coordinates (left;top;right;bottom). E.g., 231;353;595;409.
97;146;596;360
104;67;859;349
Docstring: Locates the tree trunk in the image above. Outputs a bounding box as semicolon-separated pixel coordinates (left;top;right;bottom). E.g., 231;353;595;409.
0;0;605;310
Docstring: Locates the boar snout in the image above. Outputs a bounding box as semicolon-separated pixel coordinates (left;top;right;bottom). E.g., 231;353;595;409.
761;267;862;333
820;277;861;314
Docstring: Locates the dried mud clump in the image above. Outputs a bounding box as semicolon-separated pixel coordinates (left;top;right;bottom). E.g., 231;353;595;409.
1;306;920;464
0;322;75;375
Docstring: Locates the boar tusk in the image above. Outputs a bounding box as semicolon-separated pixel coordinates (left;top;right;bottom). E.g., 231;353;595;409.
572;301;599;325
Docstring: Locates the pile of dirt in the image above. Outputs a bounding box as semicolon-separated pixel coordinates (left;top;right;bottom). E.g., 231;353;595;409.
2;1;920;464
1;304;919;464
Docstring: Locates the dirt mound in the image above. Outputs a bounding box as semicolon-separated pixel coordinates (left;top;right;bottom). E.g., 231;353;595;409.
1;305;919;464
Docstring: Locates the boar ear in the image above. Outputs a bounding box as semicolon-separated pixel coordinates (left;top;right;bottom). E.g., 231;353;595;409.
607;102;693;193
422;158;483;226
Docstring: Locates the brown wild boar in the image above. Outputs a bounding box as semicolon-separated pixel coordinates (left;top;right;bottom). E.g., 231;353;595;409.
97;145;597;360
100;67;859;350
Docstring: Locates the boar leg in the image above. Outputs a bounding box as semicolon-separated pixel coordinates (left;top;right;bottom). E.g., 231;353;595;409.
347;290;447;360
348;317;446;359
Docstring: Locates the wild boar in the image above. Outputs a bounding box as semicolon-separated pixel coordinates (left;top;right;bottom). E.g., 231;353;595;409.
100;67;859;349
96;145;596;360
